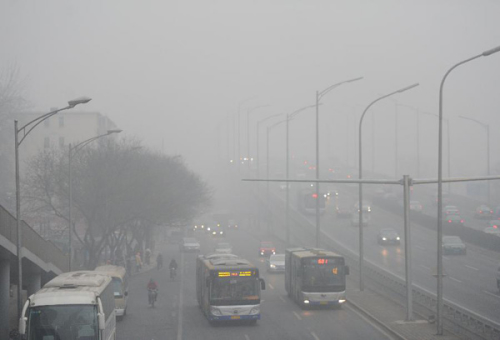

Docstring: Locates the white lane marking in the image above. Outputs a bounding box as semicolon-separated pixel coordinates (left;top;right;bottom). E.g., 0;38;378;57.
268;283;274;289
465;265;479;271
415;245;426;251
244;334;250;340
279;296;286;303
311;331;320;340
292;311;302;320
448;276;462;283
176;251;185;340
483;290;500;300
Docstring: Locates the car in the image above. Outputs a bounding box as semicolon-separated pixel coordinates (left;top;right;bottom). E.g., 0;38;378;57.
445;214;464;226
227;219;238;229
208;223;225;237
442;236;466;255
488;220;500;228
475;205;494;219
409;201;423;213
350;213;370;227
259;241;276;256
214;242;233;254
267;254;285;272
443;205;459;215
353;201;372;213
377;228;401;245
193;223;207;232
483;227;500;237
179;237;200;252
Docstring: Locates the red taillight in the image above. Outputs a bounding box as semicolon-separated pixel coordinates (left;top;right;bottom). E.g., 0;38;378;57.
493;225;498;229
491;211;494;214
480;210;483;214
448;220;452;223
461;220;464;223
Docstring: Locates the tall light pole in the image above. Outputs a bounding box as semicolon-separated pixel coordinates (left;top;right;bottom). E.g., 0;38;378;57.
358;84;419;291
14;96;91;318
315;77;363;247
256;113;282;181
68;129;122;270
458;115;491;204
436;45;500;335
247;105;270;173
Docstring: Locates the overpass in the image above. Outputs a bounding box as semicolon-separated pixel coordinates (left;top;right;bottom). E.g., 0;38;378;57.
0;204;69;339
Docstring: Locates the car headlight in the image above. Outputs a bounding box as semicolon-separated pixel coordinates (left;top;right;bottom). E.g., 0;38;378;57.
249;307;260;315
396;237;400;240
212;231;216;235
201;225;205;229
382;237;387;241
210;307;222;316
207;227;211;231
304;300;310;304
270;264;276;268
220;231;224;234
260;251;264;255
338;299;346;304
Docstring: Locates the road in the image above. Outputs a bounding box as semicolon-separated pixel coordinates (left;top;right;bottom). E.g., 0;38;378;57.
117;228;395;340
270;182;500;323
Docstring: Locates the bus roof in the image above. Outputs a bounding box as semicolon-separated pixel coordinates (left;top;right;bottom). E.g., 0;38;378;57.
31;271;112;307
286;248;343;258
94;265;127;279
200;256;256;270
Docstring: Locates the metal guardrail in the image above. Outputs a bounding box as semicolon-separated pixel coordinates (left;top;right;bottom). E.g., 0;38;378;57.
265;190;500;340
0;205;69;273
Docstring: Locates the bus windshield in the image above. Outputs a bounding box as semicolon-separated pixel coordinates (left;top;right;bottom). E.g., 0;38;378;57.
210;277;260;305
28;305;98;340
302;261;346;290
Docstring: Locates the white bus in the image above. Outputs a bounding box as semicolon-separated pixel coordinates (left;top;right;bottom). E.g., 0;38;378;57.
19;271;116;340
196;254;265;324
94;265;128;320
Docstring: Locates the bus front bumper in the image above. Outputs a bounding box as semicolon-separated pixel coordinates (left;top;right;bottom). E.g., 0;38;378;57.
115;308;126;316
208;305;260;321
301;291;346;306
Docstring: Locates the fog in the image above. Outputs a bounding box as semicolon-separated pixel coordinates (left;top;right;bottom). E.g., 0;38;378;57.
1;0;499;186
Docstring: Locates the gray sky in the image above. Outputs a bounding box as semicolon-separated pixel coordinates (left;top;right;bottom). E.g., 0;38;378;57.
1;0;499;182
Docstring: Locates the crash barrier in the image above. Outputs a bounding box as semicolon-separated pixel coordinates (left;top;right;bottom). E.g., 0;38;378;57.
263;190;500;340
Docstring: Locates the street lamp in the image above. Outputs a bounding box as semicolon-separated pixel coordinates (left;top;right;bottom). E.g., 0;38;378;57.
358;84;419;291
247;105;271;173
14;96;91;318
68;129;122;270
436;44;500;335
458;115;491;204
314;77;363;247
256;113;282;181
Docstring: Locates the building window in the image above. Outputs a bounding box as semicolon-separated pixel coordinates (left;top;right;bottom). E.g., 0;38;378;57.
59;116;64;127
44;137;50;148
44;118;50;127
59;137;65;148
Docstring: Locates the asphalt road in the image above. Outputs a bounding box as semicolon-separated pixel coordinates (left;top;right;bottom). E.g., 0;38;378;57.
117;229;395;340
270;182;500;323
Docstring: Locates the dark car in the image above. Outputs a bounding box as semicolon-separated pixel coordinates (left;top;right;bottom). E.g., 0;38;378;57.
259;241;276;257
475;205;494;219
442;236;466;255
336;205;351;218
377;228;401;245
445;214;464;226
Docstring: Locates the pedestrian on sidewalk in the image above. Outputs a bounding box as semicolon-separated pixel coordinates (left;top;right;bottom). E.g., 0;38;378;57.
135;252;143;272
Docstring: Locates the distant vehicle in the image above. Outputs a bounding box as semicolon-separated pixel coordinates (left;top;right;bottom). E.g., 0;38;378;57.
259;241;276;257
94;265;128;320
19;271;116;340
475;205;494;219
285;248;349;308
209;223;225;237
377;228;401;245
227;219;238;229
488;220;500;228
353;201;372;213
445;214;464;226
483;227;500;237
297;188;326;215
267;254;285;273
196;255;265;324
336;205;351;218
180;237;201;252
442;236;466;255
214;242;233;254
193;223;207;232
350;213;370;227
443;205;460;215
409;201;423;213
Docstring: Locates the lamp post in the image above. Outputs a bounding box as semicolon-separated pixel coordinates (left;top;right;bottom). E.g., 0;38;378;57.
247;105;270;173
358;84;419;291
68;129;122;271
436;44;500;335
256;113;282;181
14;96;91;318
458;115;491;205
315;77;363;247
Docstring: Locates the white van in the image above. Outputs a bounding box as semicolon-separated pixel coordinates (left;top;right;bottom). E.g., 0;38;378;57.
95;265;128;320
19;271;116;340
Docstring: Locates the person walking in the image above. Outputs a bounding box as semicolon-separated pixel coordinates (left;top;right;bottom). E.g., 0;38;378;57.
135;252;143;273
